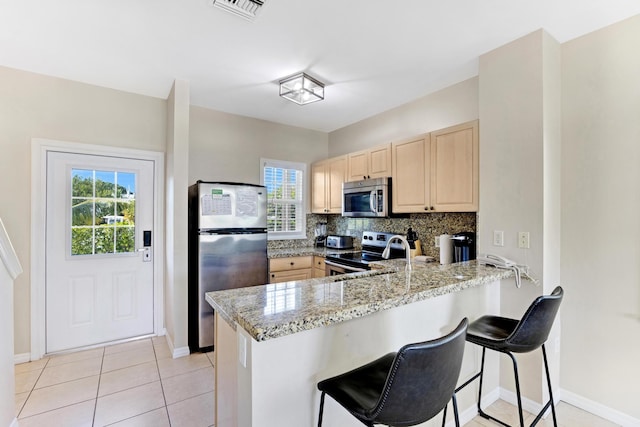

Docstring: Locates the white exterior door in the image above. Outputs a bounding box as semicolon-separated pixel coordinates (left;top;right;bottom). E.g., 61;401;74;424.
45;152;155;353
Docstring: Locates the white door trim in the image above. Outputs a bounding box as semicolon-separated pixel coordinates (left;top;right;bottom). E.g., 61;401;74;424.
30;138;165;360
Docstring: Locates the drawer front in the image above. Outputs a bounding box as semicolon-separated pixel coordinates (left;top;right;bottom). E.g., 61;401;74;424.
269;256;313;272
314;256;326;270
269;269;312;284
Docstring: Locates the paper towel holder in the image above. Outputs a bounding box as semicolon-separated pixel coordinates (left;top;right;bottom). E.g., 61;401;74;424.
439;234;453;265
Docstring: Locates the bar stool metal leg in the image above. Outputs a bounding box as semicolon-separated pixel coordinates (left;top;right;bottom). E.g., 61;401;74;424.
474;350;525;427
474;347;558;427
509;351;525;427
441;395;461;427
317;391;325;427
542;345;558;426
529;344;558;427
452;393;460;427
476;347;487;414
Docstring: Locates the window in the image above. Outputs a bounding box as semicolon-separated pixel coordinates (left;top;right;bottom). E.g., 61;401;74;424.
70;169;136;255
261;158;306;240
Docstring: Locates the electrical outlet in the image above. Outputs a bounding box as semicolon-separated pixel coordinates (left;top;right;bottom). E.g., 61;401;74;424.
518;232;530;249
493;230;504;247
435;236;440;248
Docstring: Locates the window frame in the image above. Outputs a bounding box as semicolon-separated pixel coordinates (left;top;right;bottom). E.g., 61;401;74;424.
261;158;307;240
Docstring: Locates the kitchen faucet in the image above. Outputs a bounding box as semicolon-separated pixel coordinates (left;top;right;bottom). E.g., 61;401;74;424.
381;235;412;270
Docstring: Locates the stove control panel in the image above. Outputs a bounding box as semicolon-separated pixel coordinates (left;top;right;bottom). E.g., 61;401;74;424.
362;231;406;250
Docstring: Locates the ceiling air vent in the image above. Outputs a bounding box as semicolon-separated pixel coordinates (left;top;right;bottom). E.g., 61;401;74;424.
210;0;266;21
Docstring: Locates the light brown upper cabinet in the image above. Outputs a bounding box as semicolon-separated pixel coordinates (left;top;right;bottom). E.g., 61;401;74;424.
391;120;478;213
346;143;392;182
311;155;346;214
391;134;431;212
430;120;478;212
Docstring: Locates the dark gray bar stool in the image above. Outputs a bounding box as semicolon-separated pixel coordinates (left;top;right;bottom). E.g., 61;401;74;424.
455;286;563;427
316;318;468;427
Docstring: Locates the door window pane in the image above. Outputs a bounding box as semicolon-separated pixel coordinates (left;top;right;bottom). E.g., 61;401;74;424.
70;169;137;256
72;169;94;197
71;228;94;255
72;198;94;226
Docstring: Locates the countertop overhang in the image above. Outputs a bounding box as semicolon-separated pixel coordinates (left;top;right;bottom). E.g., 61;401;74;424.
206;259;513;342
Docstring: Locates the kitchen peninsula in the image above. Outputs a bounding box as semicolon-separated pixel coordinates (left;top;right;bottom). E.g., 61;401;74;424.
206;260;513;427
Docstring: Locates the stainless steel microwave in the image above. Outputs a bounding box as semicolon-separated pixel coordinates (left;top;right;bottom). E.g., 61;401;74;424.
342;177;390;218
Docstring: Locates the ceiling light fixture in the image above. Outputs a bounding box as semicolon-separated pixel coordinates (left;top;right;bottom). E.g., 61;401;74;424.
279;72;325;105
210;0;266;21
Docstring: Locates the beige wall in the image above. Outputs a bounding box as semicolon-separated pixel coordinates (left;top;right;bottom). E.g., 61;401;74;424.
2;13;640;422
165;80;190;352
189;106;328;211
0;66;167;355
561;15;640;419
328;77;479;155
0;223;21;427
478;29;562;405
0;65;328;356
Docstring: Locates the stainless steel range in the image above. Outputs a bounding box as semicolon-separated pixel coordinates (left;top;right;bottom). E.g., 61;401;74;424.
324;231;407;275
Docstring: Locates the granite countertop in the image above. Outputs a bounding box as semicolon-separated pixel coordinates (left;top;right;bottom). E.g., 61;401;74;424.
267;246;357;258
206;259;513;342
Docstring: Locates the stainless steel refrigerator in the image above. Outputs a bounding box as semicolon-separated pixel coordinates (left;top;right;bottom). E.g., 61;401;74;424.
188;181;268;352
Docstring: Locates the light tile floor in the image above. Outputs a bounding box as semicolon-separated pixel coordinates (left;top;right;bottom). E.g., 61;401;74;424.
464;399;621;427
15;337;215;427
14;337;620;426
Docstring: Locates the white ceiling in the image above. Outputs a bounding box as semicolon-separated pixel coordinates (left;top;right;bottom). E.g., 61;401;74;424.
1;0;639;132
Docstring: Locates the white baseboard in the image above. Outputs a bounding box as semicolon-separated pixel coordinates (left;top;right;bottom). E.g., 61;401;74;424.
447;383;638;427
14;353;31;364
499;387;552;417
172;346;191;358
444;387;500;427
560;389;640;427
480;387;501;411
163;333;190;359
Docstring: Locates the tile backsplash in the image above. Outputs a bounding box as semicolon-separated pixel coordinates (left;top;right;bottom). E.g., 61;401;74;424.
268;213;476;258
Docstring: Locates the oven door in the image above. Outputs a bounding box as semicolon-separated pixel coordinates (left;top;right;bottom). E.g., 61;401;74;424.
325;260;369;276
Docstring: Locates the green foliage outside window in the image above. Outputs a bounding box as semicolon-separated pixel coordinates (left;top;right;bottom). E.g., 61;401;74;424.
70;170;136;256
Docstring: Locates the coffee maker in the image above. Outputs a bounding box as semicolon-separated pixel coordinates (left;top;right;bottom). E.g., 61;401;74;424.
452;232;476;262
314;222;327;247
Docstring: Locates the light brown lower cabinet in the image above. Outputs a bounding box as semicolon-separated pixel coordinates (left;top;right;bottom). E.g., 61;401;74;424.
269;256;313;283
313;256;326;278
